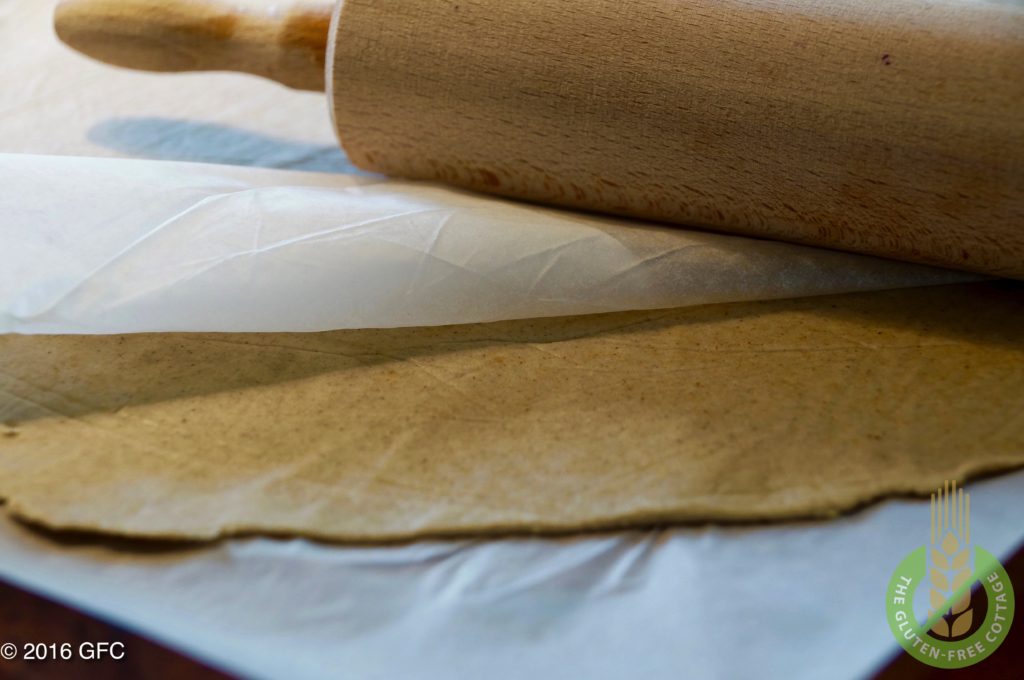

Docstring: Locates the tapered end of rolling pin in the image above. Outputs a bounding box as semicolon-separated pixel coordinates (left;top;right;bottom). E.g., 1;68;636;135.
54;0;330;92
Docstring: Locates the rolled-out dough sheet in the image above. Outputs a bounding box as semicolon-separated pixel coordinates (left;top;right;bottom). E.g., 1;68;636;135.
2;282;1022;540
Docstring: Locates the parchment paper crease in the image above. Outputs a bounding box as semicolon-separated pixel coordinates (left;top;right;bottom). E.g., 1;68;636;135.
0;153;970;334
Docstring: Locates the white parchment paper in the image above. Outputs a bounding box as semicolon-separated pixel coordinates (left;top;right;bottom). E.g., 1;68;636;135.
0;153;968;334
1;470;1022;680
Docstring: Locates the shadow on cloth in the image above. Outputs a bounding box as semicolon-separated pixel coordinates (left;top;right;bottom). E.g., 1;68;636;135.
88;116;374;175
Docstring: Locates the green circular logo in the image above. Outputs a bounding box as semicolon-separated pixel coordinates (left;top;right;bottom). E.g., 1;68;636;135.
886;544;1015;669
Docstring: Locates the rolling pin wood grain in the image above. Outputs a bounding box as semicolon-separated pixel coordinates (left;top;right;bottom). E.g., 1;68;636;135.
55;0;1024;277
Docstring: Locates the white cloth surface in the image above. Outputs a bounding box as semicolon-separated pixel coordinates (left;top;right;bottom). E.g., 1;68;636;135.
0;2;1019;679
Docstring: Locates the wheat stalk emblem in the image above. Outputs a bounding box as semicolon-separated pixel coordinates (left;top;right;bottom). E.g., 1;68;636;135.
927;480;974;639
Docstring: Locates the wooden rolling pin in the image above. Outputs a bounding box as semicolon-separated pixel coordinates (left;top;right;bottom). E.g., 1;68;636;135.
55;0;1024;277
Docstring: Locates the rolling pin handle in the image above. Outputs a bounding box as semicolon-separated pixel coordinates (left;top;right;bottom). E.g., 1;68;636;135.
54;0;332;92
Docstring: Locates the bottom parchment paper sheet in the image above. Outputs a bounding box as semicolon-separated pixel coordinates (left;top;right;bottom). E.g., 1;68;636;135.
1;471;1024;680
